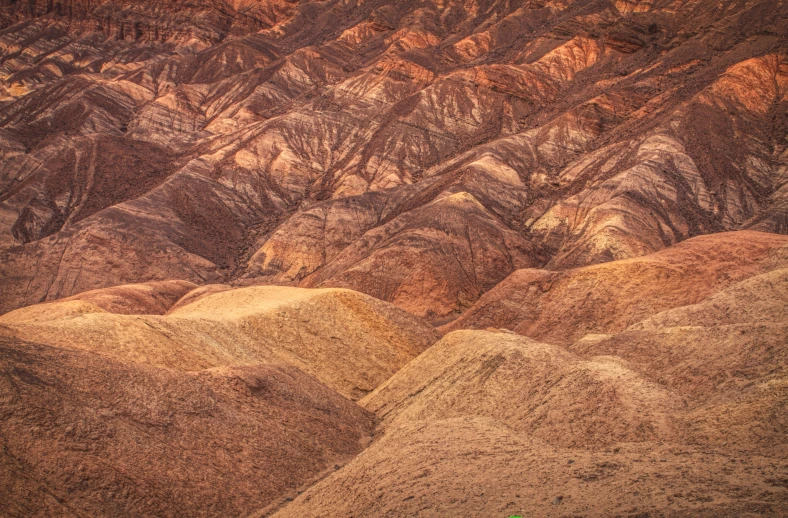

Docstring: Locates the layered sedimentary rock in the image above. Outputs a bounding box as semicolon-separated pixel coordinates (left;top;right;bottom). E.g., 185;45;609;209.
2;1;788;516
0;0;786;320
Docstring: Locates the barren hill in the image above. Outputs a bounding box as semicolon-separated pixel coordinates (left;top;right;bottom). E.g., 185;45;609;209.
2;0;788;516
0;336;374;517
445;230;788;343
272;260;788;517
1;0;787;320
363;330;679;448
271;416;788;518
0;284;438;399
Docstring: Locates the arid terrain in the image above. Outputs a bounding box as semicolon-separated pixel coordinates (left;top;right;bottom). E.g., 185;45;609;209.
1;0;787;516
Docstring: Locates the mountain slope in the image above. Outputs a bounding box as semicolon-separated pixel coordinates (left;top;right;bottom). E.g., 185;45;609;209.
272;257;788;517
0;336;374;517
2;1;788;516
1;0;787;319
445;230;788;343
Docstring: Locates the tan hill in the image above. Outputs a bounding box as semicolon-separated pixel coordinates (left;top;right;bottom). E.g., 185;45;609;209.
0;335;374;517
1;0;787;319
271;417;788;518
444;231;788;343
272;266;788;517
0;285;439;400
572;268;788;454
3;279;197;319
627;267;788;331
363;330;678;449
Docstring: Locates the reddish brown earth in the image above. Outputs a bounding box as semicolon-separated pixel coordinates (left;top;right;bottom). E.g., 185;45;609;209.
0;0;787;319
0;336;374;517
1;0;788;517
445;230;788;343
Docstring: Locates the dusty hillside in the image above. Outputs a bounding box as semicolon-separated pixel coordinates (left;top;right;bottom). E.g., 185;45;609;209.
1;0;788;516
0;0;787;319
445;230;788;343
0;336;374;517
272;264;788;517
271;417;788;518
17;279;198;316
0;284;438;399
572;268;788;453
363;330;679;448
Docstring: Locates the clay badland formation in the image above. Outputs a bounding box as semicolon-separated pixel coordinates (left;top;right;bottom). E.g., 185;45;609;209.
1;0;788;516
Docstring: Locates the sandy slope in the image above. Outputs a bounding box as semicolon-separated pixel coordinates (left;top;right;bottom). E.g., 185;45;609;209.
445;231;788;343
363;330;678;448
0;336;374;517
272;262;788;517
0;285;439;400
272;417;787;518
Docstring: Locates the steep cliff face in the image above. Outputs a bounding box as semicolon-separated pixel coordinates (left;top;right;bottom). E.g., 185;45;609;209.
1;0;787;319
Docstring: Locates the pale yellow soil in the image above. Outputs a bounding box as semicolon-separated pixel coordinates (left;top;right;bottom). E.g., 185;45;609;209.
272;257;788;517
0;285;439;400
